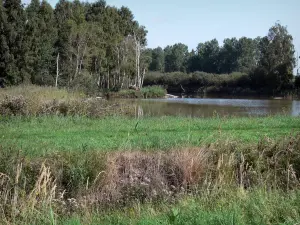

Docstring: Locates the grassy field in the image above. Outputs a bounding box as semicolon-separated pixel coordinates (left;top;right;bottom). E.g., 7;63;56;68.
1;116;300;156
59;189;300;225
5;189;298;224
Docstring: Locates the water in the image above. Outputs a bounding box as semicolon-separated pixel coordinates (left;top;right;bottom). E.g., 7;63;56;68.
118;97;300;118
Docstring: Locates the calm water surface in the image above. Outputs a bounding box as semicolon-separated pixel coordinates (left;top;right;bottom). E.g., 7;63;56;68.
120;97;300;118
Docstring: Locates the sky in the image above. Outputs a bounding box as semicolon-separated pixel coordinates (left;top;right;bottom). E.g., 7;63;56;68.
22;0;300;71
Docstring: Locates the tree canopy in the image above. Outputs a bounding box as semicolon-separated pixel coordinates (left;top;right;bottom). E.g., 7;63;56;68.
0;0;148;91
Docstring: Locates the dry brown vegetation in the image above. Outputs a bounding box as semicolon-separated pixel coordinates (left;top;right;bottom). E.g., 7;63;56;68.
87;148;208;207
0;86;134;117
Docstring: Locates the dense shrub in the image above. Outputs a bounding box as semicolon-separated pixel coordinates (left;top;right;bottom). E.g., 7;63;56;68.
144;71;252;94
110;86;166;99
0;95;28;115
141;86;167;98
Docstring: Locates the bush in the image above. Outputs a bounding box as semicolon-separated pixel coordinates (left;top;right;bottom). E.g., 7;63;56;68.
0;95;28;115
110;86;166;99
141;86;166;98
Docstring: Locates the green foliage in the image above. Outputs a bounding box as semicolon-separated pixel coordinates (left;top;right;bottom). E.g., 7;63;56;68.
0;0;149;91
0;0;28;84
218;37;239;73
26;0;57;85
141;85;166;98
144;71;252;94
256;23;296;92
149;47;164;72
237;37;259;73
110;86;166;98
164;43;189;73
196;38;220;73
112;89;144;98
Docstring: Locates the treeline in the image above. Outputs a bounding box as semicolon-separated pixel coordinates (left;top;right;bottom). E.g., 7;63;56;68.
146;23;299;94
1;0;298;95
0;0;150;92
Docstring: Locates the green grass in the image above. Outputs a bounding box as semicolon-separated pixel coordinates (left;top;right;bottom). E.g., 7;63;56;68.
55;189;300;225
1;115;300;156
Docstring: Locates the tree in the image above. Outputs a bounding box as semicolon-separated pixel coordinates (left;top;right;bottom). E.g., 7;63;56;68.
132;24;148;89
1;0;27;84
236;37;258;73
1;0;151;90
26;0;57;85
69;0;89;83
257;23;295;91
186;49;201;73
25;0;40;80
0;0;8;82
149;47;164;72
54;0;73;86
197;39;220;73
218;38;239;73
118;6;134;36
164;43;188;72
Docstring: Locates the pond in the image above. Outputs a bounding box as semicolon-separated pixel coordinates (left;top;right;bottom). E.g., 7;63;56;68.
118;97;300;118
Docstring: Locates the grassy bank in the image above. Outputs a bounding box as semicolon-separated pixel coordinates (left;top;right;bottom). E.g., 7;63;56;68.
1;116;300;156
60;189;300;224
0;131;300;224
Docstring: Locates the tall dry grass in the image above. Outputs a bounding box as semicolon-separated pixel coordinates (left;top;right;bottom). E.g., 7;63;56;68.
87;148;207;207
0;162;57;224
0;85;84;101
0;134;300;223
0;85;134;117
